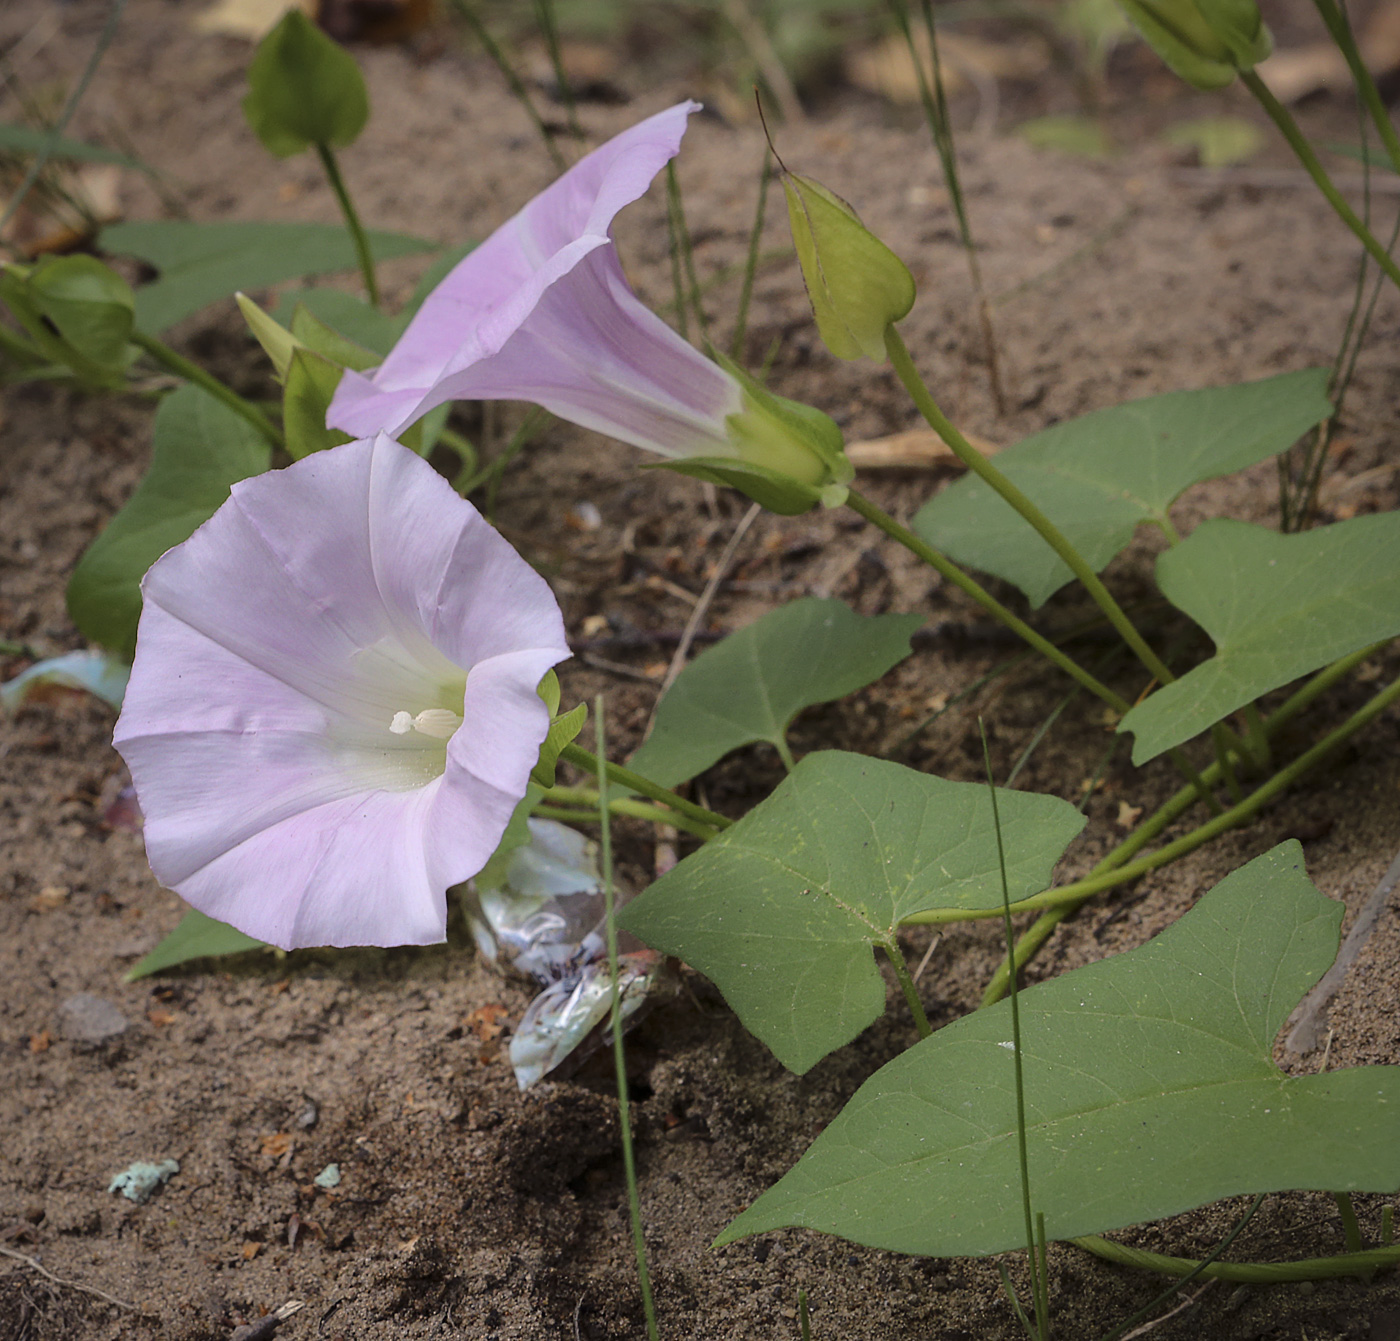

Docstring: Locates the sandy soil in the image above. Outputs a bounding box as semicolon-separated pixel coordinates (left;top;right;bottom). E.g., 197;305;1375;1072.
2;2;1399;1338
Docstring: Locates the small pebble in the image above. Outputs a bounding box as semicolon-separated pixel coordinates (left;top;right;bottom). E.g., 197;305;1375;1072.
57;993;129;1044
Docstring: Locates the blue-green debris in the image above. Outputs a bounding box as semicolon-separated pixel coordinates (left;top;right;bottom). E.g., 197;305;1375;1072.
107;1159;179;1203
313;1163;341;1189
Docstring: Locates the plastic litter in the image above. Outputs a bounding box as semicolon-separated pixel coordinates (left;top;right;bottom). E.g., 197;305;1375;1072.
107;1158;179;1203
1;649;129;711
313;1163;341;1189
464;818;665;1088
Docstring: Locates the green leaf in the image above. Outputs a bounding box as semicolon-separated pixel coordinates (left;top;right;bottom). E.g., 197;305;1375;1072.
66;385;272;655
283;347;354;460
1017;115;1116;158
627;598;923;788
1121;513;1400;761
0;121;146;166
103;220;434;333
913;369;1332;607
619;751;1085;1072
1161;116;1263;168
719;842;1400;1255
243;10;369;158
532;703;589;789
125;908;265;981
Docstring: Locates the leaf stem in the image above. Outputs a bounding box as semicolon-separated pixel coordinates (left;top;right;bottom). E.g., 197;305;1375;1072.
535;793;720;841
884;325;1176;688
1308;0;1400;178
844;488;1129;713
559;743;731;832
314;143;379;310
1241;69;1400;293
130;331;283;448
1335;1192;1365;1253
883;938;933;1039
1072;1234;1400;1283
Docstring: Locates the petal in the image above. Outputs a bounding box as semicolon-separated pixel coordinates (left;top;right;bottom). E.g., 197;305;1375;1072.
326;102;724;455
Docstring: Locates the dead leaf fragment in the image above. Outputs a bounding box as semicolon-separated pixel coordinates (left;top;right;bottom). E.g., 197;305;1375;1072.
30;885;69;912
258;1130;293;1160
194;0;312;40
464;1003;508;1042
1115;800;1144;829
28;1030;52;1054
846;428;1000;471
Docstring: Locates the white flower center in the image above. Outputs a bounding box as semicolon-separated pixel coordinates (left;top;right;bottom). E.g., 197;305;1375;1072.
389;708;463;740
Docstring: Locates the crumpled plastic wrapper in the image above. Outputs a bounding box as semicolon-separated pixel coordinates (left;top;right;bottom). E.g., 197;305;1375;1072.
464;818;664;1089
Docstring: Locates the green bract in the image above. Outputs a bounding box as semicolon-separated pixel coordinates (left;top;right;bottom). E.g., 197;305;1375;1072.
243;9;369;158
782;171;915;362
1118;0;1271;88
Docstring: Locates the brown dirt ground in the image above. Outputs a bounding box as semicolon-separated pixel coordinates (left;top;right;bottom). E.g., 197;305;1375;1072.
3;2;1400;1338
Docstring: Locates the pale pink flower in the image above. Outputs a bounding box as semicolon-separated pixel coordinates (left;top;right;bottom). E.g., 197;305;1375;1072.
114;434;570;950
326;102;831;489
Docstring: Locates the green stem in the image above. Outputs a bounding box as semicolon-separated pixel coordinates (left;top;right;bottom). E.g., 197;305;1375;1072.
1241;702;1271;768
910;668;1400;943
559;742;731;833
1309;0;1400;177
1335;1192;1365;1253
885;325;1177;687
534;796;720;842
844;488;1131;714
314;143;379;310
1241;69;1400;293
131;331;282;448
1211;724;1244;805
774;734;797;773
1072;1234;1400;1283
593;701;660;1341
884;939;933;1039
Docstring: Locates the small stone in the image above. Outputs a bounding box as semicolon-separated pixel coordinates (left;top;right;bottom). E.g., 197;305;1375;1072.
57;993;129;1044
313;1163;341;1189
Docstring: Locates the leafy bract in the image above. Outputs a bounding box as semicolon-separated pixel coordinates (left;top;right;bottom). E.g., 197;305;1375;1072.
103;220;434;332
620;751;1085;1073
720;842;1400;1255
627;599;923;788
67;385;271;656
1122;514;1400;761
913;370;1331;607
126;908;265;981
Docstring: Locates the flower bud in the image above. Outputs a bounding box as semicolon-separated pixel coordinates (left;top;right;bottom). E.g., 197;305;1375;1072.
1118;0;1271;89
782;172;915;362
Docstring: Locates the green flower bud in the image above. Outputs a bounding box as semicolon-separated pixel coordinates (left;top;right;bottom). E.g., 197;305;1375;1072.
783;171;915;362
1118;0;1271;89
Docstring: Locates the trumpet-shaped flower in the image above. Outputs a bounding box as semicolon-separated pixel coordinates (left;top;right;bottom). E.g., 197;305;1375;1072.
113;434;570;950
326;103;840;495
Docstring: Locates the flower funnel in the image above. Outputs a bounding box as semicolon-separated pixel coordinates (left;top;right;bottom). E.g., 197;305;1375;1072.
114;434;570;950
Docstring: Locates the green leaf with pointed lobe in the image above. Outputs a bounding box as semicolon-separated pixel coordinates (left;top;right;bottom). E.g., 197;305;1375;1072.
913;370;1331;607
103;220;433;332
66;385;271;656
627;598;923;789
125;909;265;981
620;751;1085;1073
1122;513;1400;761
720;842;1400;1256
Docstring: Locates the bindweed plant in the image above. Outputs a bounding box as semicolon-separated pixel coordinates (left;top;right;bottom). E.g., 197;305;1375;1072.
5;4;1400;1334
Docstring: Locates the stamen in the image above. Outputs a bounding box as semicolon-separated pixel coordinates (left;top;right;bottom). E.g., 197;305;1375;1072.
389;708;463;740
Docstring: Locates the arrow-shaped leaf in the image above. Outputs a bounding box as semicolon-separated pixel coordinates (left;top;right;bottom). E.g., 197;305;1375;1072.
627;598;923;788
719;842;1400;1256
1122;513;1400;762
620;751;1085;1073
913;370;1331;608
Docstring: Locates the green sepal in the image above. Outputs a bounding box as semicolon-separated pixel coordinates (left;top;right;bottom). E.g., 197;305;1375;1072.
531;671;588;788
647;456;825;516
0;256;133;386
289;302;380;371
243;9;369;158
284;347;353;460
235;291;298;381
782;171;915;362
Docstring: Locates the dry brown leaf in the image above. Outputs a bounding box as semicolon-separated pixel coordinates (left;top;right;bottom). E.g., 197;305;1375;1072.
193;0;312;41
846;29;1046;105
464;1002;508;1042
1256;45;1352;101
846;427;1000;470
1115;800;1144;829
28;1030;51;1054
29;885;69;912
258;1130;293;1159
147;1008;177;1027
